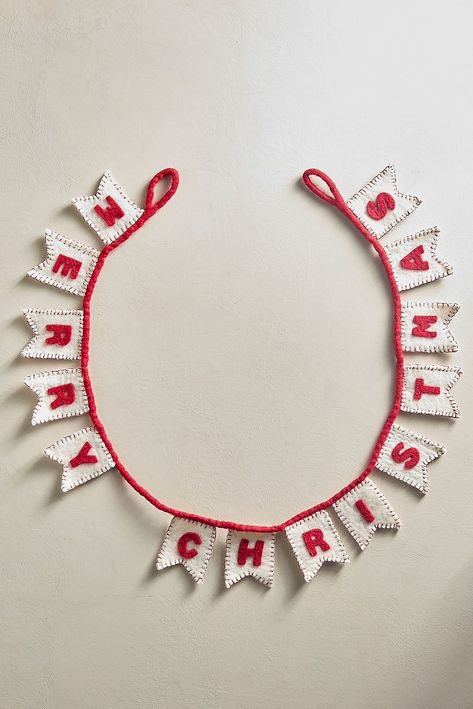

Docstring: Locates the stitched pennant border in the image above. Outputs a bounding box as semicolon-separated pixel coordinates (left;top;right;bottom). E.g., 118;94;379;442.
384;228;453;291
332;479;401;550
375;424;445;494
224;531;276;588
28;230;99;296
21;308;84;360
401;364;462;418
24;368;89;425
44;426;115;492
400;302;459;353
72;171;144;244
156;517;216;583
346;165;421;239
285;510;349;582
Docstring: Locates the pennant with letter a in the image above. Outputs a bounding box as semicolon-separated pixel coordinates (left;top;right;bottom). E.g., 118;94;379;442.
285;510;349;582
44;426;115;492
346;164;421;239
28;230;99;296
401;364;462;418
400;302;459;353
156;517;216;583
72;170;144;244
384;228;453;291
224;530;276;588
21;308;83;360
332;479;401;550
376;424;445;494
24;368;89;425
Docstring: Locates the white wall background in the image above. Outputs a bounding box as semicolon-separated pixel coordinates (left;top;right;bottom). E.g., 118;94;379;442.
2;2;473;707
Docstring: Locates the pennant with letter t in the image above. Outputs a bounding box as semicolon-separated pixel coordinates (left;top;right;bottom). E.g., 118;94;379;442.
285;510;349;582
224;530;276;588
156;517;216;583
401;364;462;418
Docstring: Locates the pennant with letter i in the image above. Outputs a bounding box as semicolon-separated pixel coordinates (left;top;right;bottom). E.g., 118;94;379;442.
224;531;276;588
384;228;453;291
285;511;349;582
24;368;89;425
400;302;459;353
156;517;216;583
21;308;84;360
44;427;115;492
401;364;462;418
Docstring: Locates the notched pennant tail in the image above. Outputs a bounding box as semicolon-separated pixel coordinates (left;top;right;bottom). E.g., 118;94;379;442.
224;531;276;588
285;510;349;582
156;517;216;583
21;308;84;360
401;364;462;418
24;368;89;425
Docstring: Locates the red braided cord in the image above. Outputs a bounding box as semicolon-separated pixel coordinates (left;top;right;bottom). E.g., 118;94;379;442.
81;167;403;533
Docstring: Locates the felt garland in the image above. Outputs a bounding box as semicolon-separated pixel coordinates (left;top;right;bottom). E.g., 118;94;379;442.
22;165;462;588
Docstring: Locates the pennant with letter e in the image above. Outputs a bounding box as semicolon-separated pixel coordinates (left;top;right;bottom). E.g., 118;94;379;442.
44;426;115;492
285;510;349;582
346;164;421;239
24;368;89;425
156;517;216;583
332;479;401;550
384;228;453;291
28;230;99;296
400;302;459;353
72;170;144;244
21;308;83;360
401;364;462;418
224;530;276;588
375;424;445;494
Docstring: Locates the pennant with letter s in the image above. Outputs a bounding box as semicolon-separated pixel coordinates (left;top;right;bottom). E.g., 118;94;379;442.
156;517;216;583
22;308;83;360
224;530;276;588
401;364;462;418
24;368;89;425
400;302;459;353
285;510;349;582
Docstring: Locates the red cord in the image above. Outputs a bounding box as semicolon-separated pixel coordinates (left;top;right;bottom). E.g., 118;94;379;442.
81;167;403;533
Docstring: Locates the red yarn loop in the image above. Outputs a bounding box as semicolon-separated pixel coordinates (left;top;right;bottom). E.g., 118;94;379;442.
145;168;180;217
302;169;344;208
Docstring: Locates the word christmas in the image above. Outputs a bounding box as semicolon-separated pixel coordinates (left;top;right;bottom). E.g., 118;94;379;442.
22;165;461;588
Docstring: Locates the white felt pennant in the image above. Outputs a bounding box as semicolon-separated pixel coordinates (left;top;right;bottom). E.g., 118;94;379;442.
384;228;453;291
285;511;349;582
44;426;115;492
401;364;462;418
376;424;445;493
224;530;276;588
400;302;459;353
28;230;99;296
72;171;144;244
346;165;421;239
332;479;401;550
156;517;216;583
24;368;89;425
21;308;83;360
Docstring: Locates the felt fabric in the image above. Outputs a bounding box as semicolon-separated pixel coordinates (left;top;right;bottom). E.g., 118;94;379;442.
156;517;216;583
384;228;453;291
24;368;89;425
375;423;445;493
44;426;115;492
28;230;100;296
400;302;459;353
285;510;349;582
346;165;421;239
224;531;276;588
332;479;401;550
72;171;144;244
21;308;83;360
401;364;462;418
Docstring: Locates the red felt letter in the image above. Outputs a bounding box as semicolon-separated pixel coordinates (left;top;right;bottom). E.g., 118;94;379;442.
45;324;73;346
302;528;331;557
411;315;438;338
94;196;125;226
414;377;440;400
47;383;75;409
391;441;420;470
355;499;375;523
52;254;82;280
366;192;396;220
400;245;430;271
69;442;98;468
177;532;202;559
237;539;264;567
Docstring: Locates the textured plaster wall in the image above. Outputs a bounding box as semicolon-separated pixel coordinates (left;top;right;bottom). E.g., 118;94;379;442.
1;2;473;708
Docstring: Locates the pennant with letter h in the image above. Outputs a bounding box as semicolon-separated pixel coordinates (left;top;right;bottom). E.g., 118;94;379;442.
24;368;89;425
384;228;453;292
21;308;83;360
285;510;349;582
376;424;445;494
44;426;115;492
72;170;144;244
401;364;462;418
332;479;401;550
400;302;459;353
224;530;276;588
346;165;421;239
156;517;216;583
